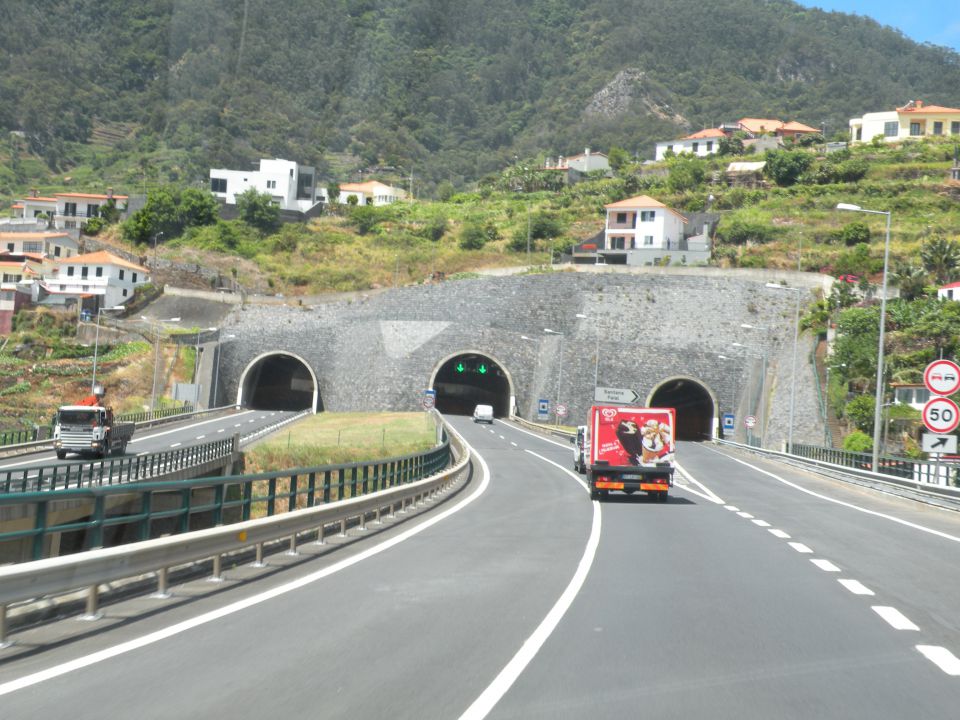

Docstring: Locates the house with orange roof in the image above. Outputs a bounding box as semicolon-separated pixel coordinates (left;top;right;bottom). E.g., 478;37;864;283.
42;250;150;309
336;180;408;206
849;100;960;143
654;128;727;161
9;188;128;231
572;195;712;266
0;252;44;334
0;230;78;260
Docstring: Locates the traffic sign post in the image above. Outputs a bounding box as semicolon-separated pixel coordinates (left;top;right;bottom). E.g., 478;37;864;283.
556;403;568;419
924;359;960;397
422;389;436;410
722;413;735;434
922;397;960;434
537;399;550;421
744;415;757;428
594;387;640;404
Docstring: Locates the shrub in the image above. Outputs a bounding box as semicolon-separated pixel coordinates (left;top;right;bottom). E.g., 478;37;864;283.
843;430;873;453
459;223;487;250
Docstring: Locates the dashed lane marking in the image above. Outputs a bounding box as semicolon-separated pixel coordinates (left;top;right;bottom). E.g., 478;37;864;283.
872;606;919;631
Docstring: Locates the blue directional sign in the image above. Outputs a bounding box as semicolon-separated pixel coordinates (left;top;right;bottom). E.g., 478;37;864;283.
538;399;550;421
722;413;735;433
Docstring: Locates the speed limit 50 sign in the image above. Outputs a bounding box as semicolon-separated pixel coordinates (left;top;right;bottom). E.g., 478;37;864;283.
922;396;960;434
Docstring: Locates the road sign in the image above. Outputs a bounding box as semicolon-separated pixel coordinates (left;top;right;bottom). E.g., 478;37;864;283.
556;403;568;418
923;397;960;434
594;387;640;404
422;389;436;410
922;433;958;454
924;359;960;397
722;413;735;432
537;399;550;421
744;415;757;429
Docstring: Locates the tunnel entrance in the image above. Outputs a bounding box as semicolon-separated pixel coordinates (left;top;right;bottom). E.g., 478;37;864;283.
432;352;512;418
648;377;715;441
239;352;320;411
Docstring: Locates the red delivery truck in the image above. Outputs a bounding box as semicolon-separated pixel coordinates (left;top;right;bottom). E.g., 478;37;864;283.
586;405;676;502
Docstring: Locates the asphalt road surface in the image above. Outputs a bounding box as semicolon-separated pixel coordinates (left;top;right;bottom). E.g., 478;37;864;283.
3;416;960;719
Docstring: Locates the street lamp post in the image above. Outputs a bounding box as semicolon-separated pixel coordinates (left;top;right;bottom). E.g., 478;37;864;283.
152;231;163;271
836;203;892;471
764;283;802;454
142;315;181;414
90;306;123;393
576;313;600;399
544;328;564;425
731;343;764;446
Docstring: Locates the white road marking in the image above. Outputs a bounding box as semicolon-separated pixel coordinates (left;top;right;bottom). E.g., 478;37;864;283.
460;451;599;720
129;410;256;444
769;529;791;539
510;442;517;447
234;424;241;428
217;429;224;433
498;435;505;440
170;443;182;449
674;462;724;504
838;579;875;596
811;558;841;572
788;542;813;553
752;519;771;527
706;446;960;545
916;645;960;675
0;427;492;698
196;435;205;440
872;606;919;631
724;505;740;512
737;511;754;519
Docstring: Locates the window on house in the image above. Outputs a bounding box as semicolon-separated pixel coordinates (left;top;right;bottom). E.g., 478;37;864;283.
706;141;713;151
87;204;99;217
934;121;943;135
67;266;75;277
616;212;626;224
952;121;960;135
6;243;13;252
211;178;227;193
119;269;125;280
884;121;898;137
644;236;654;246
856;128;862;140
692;142;699;153
910;122;922;136
611;236;625;250
640;211;656;222
81;267;88;279
95;267;103;277
64;202;77;216
65;220;77;229
23;242;41;253
53;246;61;257
123;288;128;297
132;272;138;282
267;180;276;189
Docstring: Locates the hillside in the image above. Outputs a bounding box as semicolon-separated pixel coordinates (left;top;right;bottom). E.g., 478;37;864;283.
2;0;960;197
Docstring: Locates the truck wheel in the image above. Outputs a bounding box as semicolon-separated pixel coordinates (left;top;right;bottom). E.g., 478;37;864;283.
590;489;600;501
56;450;66;460
658;492;668;503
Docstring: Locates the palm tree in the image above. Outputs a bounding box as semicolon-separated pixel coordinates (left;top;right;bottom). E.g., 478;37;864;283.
920;236;960;285
890;263;929;301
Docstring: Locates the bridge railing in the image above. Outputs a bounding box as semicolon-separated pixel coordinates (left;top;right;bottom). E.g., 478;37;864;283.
0;413;468;644
790;442;954;485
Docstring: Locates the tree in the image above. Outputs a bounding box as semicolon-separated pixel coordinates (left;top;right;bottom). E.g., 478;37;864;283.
844;394;875;434
718;135;745;156
890;264;929;301
666;155;705;193
764;149;813;186
459;222;488;250
832;221;871;246
920;236;960;285
607;146;630;172
236;188;280;234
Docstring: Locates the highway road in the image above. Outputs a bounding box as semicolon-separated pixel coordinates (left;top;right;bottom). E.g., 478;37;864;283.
0;408;302;476
3;415;960;718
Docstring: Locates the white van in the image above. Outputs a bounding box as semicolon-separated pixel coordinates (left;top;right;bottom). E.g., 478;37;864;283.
571;425;587;473
473;404;494;423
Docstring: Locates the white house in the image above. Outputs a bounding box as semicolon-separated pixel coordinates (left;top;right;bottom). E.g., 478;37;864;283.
336;180;408;206
546;148;611;173
0;231;78;260
0;253;43;334
654;129;726;161
209;158;320;212
9;189;128;231
850;100;960;143
44;251;150;309
938;281;960;301
588;195;711;266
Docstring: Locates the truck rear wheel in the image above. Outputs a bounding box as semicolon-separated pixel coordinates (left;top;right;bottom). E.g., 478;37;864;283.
658;491;668;503
56;450;66;460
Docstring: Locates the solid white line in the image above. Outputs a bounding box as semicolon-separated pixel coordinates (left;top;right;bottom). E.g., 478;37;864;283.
724;505;740;512
737;511;754;519
788;542;813;553
0;430;491;698
769;529;791;539
705;446;960;545
872;606;919;631
459;455;599;720
838;579;875;596
130;410;256;444
752;519;771;527
811;558;841;572
674;462;724;504
916;645;960;675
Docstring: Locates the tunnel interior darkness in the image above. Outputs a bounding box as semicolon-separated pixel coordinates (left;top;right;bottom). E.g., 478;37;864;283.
242;354;319;411
434;354;511;417
648;378;715;441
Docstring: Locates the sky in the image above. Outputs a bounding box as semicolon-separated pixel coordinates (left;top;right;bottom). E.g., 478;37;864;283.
797;1;960;52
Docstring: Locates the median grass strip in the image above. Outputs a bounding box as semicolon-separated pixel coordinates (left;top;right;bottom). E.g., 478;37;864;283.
245;412;439;516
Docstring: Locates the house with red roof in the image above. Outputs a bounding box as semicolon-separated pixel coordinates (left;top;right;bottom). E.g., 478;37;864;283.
572;195;712;266
850;100;960;143
655;128;727;161
938;281;960;301
9;188;128;231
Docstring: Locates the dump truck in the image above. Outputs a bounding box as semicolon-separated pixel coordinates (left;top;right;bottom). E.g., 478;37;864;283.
586;405;676;502
53;389;135;459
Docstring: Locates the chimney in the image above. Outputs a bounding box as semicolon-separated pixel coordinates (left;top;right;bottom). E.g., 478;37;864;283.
30;188;38;198
916;100;924;109
558;155;565;167
106;187;113;199
585;147;591;159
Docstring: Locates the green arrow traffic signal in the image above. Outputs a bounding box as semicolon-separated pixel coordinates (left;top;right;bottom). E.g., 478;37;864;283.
456;362;465;373
478;364;487;374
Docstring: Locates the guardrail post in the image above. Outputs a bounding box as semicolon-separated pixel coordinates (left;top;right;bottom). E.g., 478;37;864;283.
288;533;299;555
154;568;170;599
288;474;298;513
267;477;277;517
31;499;48;561
82;585;101;620
253;543;265;567
242;480;252;521
350;466;358;498
362;465;369;495
339;517;347;537
307;471;317;507
0;604;8;647
210;554;223;582
315;523;325;545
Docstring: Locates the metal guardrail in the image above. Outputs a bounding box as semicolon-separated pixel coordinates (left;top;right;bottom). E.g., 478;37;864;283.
715;438;960;506
0;428;40;447
511;415;576;439
0;415;467;644
791;442;956;485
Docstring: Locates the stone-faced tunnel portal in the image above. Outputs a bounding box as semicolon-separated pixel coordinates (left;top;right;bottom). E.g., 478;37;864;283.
240;353;320;411
433;353;511;417
648;377;715;441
